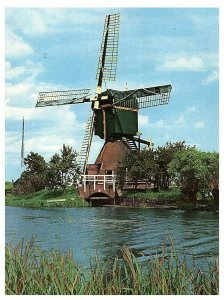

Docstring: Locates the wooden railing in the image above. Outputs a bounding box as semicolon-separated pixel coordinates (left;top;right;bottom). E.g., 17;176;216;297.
81;175;116;192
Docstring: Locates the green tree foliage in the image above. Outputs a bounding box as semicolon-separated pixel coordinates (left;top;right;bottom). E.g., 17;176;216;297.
154;142;190;190
47;144;80;190
13;152;48;195
13;145;80;195
116;142;219;206
203;152;219;205
168;149;219;204
116;148;156;189
47;153;62;190
117;141;189;191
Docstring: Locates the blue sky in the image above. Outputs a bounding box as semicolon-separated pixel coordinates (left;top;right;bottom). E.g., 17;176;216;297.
5;8;219;181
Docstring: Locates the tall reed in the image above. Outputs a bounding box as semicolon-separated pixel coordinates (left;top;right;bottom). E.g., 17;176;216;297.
5;240;219;295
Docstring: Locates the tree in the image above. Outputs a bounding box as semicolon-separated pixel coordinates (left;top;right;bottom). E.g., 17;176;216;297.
154;141;190;191
46;153;62;190
116;141;189;191
13;145;80;195
168;148;219;203
116;150;141;189
47;144;80;190
13;152;48;195
116;148;156;190
201;151;219;205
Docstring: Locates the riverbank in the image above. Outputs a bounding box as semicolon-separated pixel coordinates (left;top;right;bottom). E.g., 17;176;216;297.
5;183;217;211
5;186;89;208
5;240;218;295
121;189;217;211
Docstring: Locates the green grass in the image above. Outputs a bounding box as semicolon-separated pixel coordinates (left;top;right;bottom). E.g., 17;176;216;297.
123;188;183;205
122;188;216;210
5;181;13;191
5;240;219;295
5;186;89;208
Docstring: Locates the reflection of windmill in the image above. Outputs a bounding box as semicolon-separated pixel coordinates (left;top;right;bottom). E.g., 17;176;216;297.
36;14;171;201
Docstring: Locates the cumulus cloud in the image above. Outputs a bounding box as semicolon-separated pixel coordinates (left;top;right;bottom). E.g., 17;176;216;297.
194;121;205;129
160;55;204;72
6;8;104;36
149;119;169;129
158;52;218;73
138;115;149;127
5;60;43;81
5;129;83;168
187;106;197;113
202;71;219;85
175;115;186;126
5;28;34;58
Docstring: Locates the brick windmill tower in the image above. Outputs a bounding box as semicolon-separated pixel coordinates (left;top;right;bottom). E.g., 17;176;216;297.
36;13;172;203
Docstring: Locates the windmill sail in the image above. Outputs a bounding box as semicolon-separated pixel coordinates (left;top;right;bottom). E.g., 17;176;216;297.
36;89;91;107
111;84;172;109
77;112;95;174
96;13;120;89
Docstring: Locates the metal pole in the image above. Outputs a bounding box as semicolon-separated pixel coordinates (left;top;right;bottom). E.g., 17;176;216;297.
21;116;24;167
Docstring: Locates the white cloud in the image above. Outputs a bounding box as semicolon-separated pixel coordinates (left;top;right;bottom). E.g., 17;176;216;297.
5;74;71;108
158;52;218;73
160;55;204;72
6;9;104;36
138;115;149;127
194;121;205;129
5;60;43;80
190;13;218;33
5;131;81;167
175;115;186;126
148;119;170;129
202;71;219;85
138;114;187;130
5;28;34;58
187;106;197;113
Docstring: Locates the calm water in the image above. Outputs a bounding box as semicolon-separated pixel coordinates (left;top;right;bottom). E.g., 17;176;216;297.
5;206;219;268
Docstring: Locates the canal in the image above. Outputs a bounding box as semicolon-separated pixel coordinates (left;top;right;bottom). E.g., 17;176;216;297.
5;206;218;268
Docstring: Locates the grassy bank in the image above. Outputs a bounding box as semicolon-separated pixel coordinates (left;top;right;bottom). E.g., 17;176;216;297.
5;240;218;295
5;186;89;208
122;188;216;210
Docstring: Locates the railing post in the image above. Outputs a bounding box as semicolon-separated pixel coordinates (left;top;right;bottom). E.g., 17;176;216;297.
112;175;115;192
94;175;96;190
104;175;106;190
83;175;86;192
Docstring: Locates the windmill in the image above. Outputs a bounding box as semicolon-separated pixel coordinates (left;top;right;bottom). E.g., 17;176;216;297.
35;13;172;177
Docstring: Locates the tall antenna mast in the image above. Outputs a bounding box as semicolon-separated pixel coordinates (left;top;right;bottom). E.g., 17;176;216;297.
21;116;24;167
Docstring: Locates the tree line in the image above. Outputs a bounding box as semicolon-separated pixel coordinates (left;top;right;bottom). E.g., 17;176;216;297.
13;141;219;207
116;141;219;204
